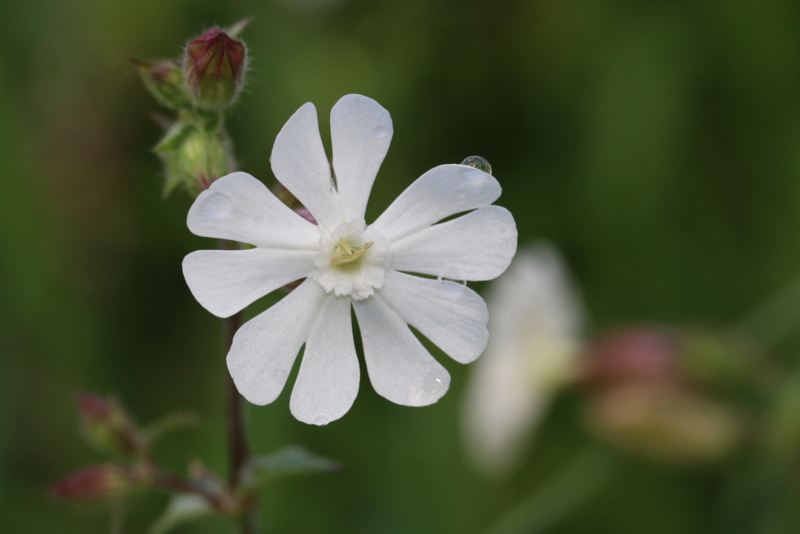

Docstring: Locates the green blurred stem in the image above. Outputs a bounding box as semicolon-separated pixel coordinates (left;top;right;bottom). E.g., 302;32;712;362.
220;239;259;534
736;276;800;348
484;447;617;534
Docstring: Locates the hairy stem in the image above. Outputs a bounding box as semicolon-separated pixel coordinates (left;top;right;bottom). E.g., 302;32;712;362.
224;311;247;487
220;239;259;534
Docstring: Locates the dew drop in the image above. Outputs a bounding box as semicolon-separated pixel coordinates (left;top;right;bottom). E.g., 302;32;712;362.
313;414;330;426
199;193;233;221
461;155;492;175
374;126;389;139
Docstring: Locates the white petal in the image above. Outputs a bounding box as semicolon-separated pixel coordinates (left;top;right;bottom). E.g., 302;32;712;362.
371;164;501;243
462;354;552;473
290;295;359;425
187;172;320;249
353;294;450;406
183;248;316;318
380;271;488;364
462;243;585;473
330;95;393;222
227;279;325;406
271;103;343;231
390;206;517;281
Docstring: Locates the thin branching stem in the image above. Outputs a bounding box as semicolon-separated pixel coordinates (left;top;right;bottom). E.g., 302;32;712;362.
220;238;260;534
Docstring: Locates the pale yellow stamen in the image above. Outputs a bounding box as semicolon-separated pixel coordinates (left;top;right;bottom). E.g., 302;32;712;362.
331;238;374;268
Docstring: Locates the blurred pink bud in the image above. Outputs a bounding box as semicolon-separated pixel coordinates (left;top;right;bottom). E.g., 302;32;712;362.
586;383;741;463
184;28;247;109
50;464;139;502
77;392;143;457
583;326;680;386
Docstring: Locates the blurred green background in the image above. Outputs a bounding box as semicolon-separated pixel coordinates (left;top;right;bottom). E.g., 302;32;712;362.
2;0;800;532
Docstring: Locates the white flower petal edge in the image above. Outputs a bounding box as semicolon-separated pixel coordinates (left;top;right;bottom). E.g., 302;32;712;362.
462;244;584;473
187;172;320;249
227;279;325;406
371;164;501;243
290;295;359;425
271;103;343;232
183;248;316;318
331;94;392;222
354;294;451;406
379;271;488;364
390;205;517;281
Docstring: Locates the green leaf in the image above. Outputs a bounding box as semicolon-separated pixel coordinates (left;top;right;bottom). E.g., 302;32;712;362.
240;446;342;493
148;494;214;534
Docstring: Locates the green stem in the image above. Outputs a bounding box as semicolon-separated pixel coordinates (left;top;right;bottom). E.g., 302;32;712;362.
220;239;259;534
483;447;617;534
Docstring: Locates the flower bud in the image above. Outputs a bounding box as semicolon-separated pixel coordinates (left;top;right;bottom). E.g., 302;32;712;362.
50;464;140;502
586;383;741;463
131;58;193;110
77;392;144;457
183;28;247;109
582;326;680;387
160;125;233;195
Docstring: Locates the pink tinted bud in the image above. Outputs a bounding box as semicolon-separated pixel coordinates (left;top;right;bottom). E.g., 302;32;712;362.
76;392;143;456
184;28;247;109
583;326;680;386
50;464;136;502
586;383;741;463
130;58;192;110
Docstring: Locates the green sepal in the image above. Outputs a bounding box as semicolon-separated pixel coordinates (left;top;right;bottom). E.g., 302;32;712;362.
226;18;253;39
153;121;194;153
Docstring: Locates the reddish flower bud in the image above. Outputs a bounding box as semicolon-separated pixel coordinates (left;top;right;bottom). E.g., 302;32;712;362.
183;28;247;109
77;392;144;457
50;464;139;502
586;383;741;463
131;58;192;110
582;326;680;386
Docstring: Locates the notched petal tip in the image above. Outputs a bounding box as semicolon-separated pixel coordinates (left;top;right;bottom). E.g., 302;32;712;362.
182;252;236;318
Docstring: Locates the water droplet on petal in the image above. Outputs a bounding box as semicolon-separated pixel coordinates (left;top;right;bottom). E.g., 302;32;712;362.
374;126;389;139
313;414;330;426
199;193;233;221
461;155;492;175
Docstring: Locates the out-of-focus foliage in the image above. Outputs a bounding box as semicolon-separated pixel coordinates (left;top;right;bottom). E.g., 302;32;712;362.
2;0;800;533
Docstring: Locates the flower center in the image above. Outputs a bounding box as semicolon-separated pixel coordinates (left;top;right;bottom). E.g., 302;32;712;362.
312;219;390;300
331;238;374;270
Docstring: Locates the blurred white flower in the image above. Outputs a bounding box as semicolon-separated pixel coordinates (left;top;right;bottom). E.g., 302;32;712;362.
462;244;584;473
183;94;517;425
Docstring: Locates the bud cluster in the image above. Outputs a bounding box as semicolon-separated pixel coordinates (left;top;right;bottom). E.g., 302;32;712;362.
131;21;249;196
581;327;747;463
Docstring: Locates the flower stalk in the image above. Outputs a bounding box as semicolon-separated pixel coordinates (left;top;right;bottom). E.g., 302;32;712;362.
219;237;260;532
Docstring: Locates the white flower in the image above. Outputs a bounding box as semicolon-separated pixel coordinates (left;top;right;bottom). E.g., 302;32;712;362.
183;94;517;425
461;244;584;472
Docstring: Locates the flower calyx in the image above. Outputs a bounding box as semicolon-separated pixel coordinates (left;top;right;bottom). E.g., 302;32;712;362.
183;27;247;110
